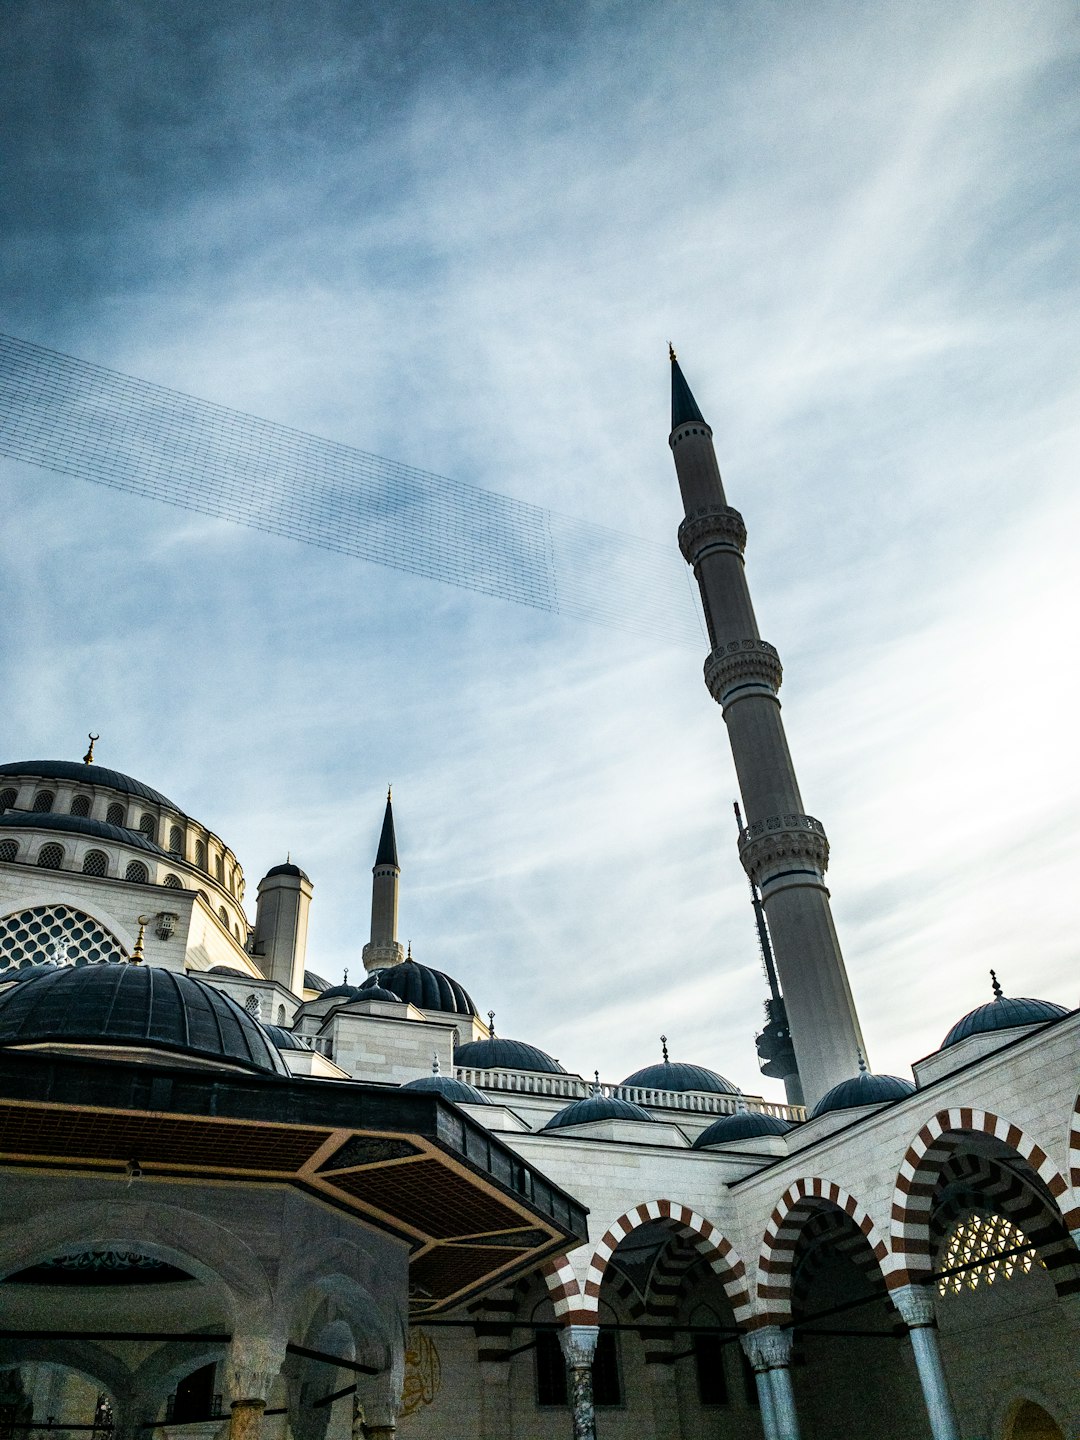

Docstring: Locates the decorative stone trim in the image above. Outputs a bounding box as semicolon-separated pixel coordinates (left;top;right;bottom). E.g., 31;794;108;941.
891;1283;936;1328
362;940;405;971
741;1325;794;1371
738;814;829;886
678;506;747;565
756;1178;891;1323
225;1334;286;1404
704;639;783;707
558;1324;599;1368
888;1108;1080;1288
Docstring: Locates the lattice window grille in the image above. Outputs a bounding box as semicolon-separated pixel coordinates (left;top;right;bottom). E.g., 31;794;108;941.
82;850;108;877
938;1213;1041;1295
32;791;55;813
0;840;17;863
37;843;64;869
139;814;156;841
125;860;149;884
163;873;182;889
244;994;261;1018
106;802;125;826
70;795;92;817
0;790;16;812
168;825;183;856
195;840;207;870
0;905;126;968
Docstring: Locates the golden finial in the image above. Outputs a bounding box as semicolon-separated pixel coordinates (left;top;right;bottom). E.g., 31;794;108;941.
130;915;150;964
668;342;677;363
83;733;99;764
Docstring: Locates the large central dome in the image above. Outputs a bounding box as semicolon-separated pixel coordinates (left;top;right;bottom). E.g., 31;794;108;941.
0;966;287;1075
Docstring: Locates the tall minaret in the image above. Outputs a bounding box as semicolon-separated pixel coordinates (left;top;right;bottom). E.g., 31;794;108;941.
669;348;866;1105
361;789;405;973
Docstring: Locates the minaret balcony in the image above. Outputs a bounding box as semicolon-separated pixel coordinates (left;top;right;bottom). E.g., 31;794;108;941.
677;505;747;565
704;639;783;708
738;813;830;889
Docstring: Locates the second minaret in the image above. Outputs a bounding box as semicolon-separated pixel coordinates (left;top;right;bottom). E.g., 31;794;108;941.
362;788;406;972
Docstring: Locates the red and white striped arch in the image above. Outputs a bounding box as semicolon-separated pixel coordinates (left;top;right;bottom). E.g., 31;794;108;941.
889;1108;1079;1286
757;1178;890;1323
545;1200;752;1329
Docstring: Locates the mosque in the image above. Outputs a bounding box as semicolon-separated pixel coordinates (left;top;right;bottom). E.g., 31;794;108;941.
0;356;1076;1440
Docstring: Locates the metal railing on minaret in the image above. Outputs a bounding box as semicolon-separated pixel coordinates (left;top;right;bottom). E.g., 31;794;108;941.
668;347;867;1105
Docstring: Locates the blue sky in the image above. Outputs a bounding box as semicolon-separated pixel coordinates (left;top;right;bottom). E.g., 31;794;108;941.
2;0;1078;1096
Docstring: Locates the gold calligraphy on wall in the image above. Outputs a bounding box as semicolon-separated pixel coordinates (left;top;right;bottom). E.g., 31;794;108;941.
400;1328;441;1417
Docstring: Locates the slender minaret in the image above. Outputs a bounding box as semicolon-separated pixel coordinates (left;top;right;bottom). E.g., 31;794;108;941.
669;348;866;1105
361;788;406;973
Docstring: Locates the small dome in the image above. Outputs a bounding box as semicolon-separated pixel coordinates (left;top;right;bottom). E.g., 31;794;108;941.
454;1037;565;1074
263;861;311;883
362;962;478;1017
544;1093;653;1131
319;983;365;1001
304;969;331;992
0;965;287;1075
942;994;1068;1049
401;1074;492;1105
259;1022;308;1052
692;1112;792;1148
208;965;248;976
355;982;402;1004
620;1060;738;1095
809;1071;915;1120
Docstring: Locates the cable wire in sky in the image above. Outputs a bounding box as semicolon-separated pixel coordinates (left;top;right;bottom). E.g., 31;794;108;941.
0;332;704;646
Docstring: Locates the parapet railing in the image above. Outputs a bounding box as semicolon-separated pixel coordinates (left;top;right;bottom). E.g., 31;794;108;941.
454;1066;805;1123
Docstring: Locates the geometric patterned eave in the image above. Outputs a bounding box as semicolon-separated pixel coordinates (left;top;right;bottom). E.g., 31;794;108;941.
0;1052;588;1315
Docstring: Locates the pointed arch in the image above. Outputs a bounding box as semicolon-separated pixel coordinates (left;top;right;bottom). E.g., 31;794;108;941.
552;1201;750;1328
889;1108;1079;1291
756;1178;890;1324
541;1252;583;1321
1069;1092;1080;1197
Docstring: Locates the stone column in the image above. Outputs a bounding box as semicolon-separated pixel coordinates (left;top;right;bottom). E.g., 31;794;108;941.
892;1285;960;1440
225;1336;287;1440
740;1334;779;1440
559;1325;599;1440
744;1328;799;1440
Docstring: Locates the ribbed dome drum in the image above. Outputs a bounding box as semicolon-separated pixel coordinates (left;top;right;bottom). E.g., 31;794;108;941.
0;965;288;1074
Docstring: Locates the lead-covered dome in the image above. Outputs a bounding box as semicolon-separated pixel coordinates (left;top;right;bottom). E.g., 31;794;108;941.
692;1112;792;1148
620;1060;738;1095
0;965;288;1075
0;761;182;813
454;1037;565;1074
942;994;1068;1049
809;1071;914;1119
401;1074;492;1104
362;962;478;1017
544;1093;653;1131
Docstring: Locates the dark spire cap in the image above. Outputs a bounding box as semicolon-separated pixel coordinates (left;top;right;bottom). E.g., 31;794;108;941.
375;791;398;867
670;348;706;430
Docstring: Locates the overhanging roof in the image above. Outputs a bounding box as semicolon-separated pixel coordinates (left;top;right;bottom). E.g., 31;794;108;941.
0;1052;588;1314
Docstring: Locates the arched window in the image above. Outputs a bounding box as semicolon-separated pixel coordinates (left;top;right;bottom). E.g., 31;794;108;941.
0;903;126;967
106;802;125;826
162;873;183;889
168;825;183;857
0;789;17;812
277;1005;286;1025
938;1213;1041;1295
82;851;108;877
218;906;229;926
37;843;64;869
138;814;156;842
125;860;149;884
195;840;207;870
32;791;55;814
214;856;224;883
70;795;92;817
234;922;242;941
0;840;18;863
244;994;261;1018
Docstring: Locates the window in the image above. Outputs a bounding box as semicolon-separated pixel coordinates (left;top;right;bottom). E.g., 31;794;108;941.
244;994;261;1018
214;856;224;882
0;840;17;863
37;843;64;869
218;906;228;926
277;1005;286;1025
168;825;183;857
70;795;92;817
138;814;156;842
162;873;182;889
167;1365;218;1425
693;1334;729;1406
106;802;125;826
32;791;55;813
82;851;108;877
738;1349;760;1407
195;840;207;870
0;790;16;812
534;1331;567;1406
0;904;125;966
125;861;149;884
938;1213;1041;1295
592;1331;621;1407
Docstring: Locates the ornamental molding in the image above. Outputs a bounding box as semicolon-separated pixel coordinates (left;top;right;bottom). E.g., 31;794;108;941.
678;506;747;564
891;1283;936;1329
559;1323;600;1368
738;814;830;884
362;940;405;972
741;1325;793;1370
225;1335;287;1404
704;640;783;705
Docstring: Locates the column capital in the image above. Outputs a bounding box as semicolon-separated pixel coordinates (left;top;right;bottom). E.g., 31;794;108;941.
741;1325;794;1371
892;1282;937;1329
559;1323;599;1368
225;1334;287;1405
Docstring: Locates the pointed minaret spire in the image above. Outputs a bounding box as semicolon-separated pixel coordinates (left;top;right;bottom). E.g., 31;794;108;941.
668;350;867;1106
362;788;405;973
